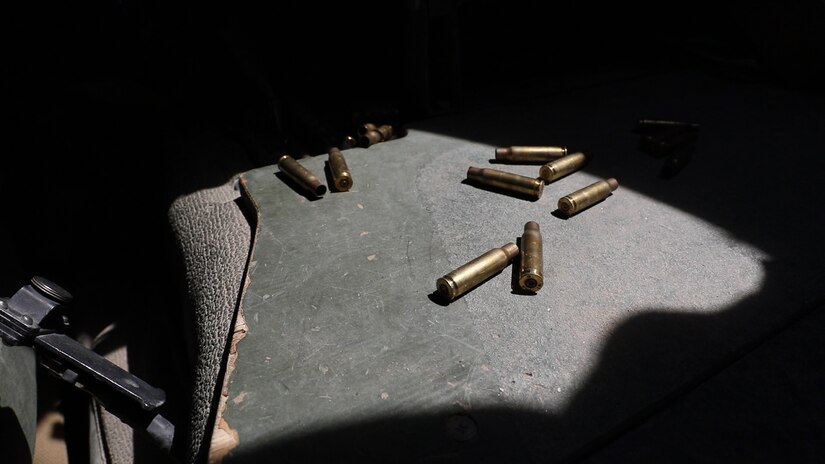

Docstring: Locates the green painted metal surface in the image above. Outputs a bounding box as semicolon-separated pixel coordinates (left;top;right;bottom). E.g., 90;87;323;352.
222;72;825;462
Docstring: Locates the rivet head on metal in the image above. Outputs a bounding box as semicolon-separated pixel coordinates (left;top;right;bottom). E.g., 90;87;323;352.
21;315;33;325
0;299;7;309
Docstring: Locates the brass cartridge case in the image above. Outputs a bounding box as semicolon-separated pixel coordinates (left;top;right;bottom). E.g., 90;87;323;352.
342;135;359;149
639;127;698;158
660;145;694;179
358;123;377;136
635;119;700;134
539;152;588;183
495;146;567;164
558;178;618;216
518;222;544;292
359;130;383;147
376;124;395;141
437;243;519;301
328;147;353;191
466;167;544;200
277;155;327;197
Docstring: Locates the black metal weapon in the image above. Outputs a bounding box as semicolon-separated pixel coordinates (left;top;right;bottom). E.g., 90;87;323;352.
0;276;174;451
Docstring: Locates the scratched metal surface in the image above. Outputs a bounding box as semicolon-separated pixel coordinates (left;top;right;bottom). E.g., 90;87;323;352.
222;72;825;462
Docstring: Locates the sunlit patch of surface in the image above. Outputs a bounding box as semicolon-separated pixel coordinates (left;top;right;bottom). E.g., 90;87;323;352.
417;136;767;409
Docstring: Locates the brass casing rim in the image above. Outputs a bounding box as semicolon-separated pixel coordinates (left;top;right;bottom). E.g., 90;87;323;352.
328;147;353;191
335;173;352;191
558;196;576;214
437;276;458;301
518;272;544;291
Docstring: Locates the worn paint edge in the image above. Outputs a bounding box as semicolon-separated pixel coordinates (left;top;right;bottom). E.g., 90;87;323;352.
208;174;261;463
208;305;248;463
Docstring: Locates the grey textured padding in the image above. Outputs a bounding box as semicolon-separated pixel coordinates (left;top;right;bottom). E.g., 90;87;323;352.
168;180;252;463
96;345;134;464
90;399;107;464
0;344;36;464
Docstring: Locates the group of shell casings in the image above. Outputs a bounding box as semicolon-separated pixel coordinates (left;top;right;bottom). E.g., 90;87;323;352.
278;122;401;197
439;145;620;302
340;120;400;150
466;146;619;217
277;147;353;196
437;221;544;302
350;122;398;148
278;134;615;303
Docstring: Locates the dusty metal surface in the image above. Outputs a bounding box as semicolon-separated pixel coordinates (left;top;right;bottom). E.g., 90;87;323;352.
221;71;825;462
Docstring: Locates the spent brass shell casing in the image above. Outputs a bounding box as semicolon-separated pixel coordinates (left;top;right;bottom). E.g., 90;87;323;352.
558;178;618;216
437;243;519;301
278;155;327;197
358;123;377;136
660;146;694;179
342;135;359;149
539;152;588;183
495;146;567;164
328;147;353;191
638;127;698;158
519;222;544;292
635;119;700;135
359;130;383;147
466;167;544;200
376;124;394;141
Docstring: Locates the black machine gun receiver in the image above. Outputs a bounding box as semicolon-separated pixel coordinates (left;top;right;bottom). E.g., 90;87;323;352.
0;276;174;452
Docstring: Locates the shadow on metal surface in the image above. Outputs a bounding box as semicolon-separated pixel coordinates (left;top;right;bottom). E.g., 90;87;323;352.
223;265;825;463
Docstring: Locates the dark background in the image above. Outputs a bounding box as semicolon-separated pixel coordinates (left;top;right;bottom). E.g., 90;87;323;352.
3;1;824;462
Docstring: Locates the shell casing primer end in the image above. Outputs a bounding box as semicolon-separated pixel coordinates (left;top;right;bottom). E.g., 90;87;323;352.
328;147;353;192
518;221;544;292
